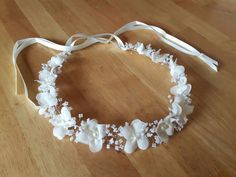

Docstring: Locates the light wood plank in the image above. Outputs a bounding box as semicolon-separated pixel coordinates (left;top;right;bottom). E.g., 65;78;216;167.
0;0;235;177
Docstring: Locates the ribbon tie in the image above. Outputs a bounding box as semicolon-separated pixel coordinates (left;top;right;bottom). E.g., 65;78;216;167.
12;21;219;105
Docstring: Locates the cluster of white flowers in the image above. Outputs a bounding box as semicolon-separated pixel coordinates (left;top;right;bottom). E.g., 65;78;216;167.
36;52;76;140
36;42;193;154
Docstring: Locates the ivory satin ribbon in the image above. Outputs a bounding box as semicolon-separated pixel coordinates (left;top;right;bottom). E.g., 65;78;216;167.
12;21;218;105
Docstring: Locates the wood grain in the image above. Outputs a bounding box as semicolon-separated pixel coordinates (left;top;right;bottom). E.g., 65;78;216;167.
0;0;236;177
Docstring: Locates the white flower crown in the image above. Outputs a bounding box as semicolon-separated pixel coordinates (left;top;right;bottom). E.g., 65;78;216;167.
13;21;218;154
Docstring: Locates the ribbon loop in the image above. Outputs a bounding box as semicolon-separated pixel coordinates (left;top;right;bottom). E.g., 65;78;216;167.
113;21;218;71
12;21;219;104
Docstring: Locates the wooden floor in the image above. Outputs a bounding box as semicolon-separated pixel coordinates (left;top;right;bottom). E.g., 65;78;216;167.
0;0;236;177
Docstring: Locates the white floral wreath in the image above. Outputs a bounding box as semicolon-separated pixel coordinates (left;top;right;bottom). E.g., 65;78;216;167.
12;21;218;153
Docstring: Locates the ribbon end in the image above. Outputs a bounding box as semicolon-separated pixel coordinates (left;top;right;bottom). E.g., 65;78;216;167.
198;53;219;72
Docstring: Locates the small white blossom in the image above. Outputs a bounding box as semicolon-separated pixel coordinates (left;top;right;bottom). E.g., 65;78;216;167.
48;56;64;68
155;118;174;143
169;59;185;81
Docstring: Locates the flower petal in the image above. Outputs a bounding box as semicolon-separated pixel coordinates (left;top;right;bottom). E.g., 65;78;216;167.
136;43;144;54
171;103;182;116
131;119;147;135
124;140;137;154
183;84;192;95
179;76;187;85
173;95;185;104
87;119;98;130
120;125;135;140
158;131;169;143
170;84;191;96
176;116;188;127
137;135;149;150
156;120;169;143
89;139;103;153
61;106;71;120
97;124;106;139
53;126;67;140
48;56;63;67
170;65;185;78
49;87;57;97
170;85;178;95
165;124;174;136
175;65;185;75
39;70;56;83
38;107;47;115
36;92;57;107
184;104;194;115
75;131;89;144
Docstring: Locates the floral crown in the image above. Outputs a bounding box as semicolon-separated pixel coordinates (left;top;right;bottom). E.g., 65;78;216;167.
13;21;218;153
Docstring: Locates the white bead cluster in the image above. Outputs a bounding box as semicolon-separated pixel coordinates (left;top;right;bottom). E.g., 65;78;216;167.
36;42;193;154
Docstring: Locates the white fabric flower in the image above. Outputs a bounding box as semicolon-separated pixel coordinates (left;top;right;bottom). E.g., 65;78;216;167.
53;126;72;140
170;83;192;96
171;95;194;128
51;106;76;140
38;84;57;95
169;59;185;80
120;119;149;154
171;102;182;116
36;92;58;115
174;95;194;116
39;69;56;84
163;116;175;136
48;56;64;68
74;119;106;153
178;76;187;85
155;119;174;143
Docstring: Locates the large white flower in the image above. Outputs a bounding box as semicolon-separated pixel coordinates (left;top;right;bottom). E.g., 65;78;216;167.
120;119;149;154
50;106;76;140
74;119;106;153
